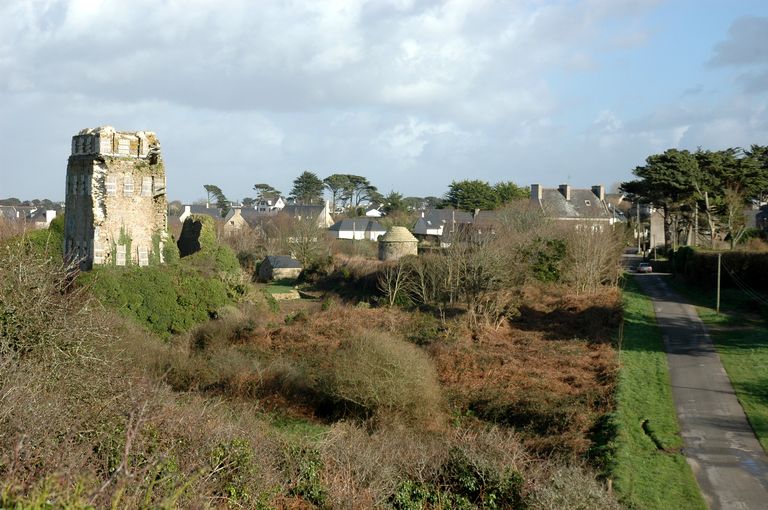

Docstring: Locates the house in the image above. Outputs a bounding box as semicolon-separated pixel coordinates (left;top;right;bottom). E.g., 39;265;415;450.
328;218;387;241
179;203;226;223
413;208;474;237
255;197;285;213
258;255;302;281
365;207;383;218
530;184;615;228
27;208;57;228
281;202;334;228
63;126;167;268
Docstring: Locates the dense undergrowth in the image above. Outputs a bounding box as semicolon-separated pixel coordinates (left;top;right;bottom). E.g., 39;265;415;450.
0;221;624;508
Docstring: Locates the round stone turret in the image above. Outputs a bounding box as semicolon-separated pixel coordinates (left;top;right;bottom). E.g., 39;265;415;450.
378;226;418;261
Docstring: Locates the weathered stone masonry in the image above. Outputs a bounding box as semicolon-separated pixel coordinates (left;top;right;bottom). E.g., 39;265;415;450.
64;126;168;269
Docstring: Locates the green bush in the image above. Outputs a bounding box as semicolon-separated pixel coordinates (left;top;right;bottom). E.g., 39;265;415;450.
14;216;65;260
390;448;525;510
83;264;232;338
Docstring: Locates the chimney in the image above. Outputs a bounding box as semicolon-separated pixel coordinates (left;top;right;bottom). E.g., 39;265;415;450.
591;185;605;201
184;204;191;216
558;184;571;201
530;184;542;201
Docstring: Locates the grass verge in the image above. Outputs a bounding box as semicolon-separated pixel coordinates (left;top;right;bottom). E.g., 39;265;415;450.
668;278;768;452
610;275;705;509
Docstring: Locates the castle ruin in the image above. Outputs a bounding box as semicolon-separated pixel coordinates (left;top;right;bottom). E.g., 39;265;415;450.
63;126;168;269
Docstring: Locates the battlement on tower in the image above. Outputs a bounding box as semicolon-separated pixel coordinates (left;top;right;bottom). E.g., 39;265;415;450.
70;125;160;159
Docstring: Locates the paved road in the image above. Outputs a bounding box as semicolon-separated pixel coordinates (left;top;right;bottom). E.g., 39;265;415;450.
635;274;768;509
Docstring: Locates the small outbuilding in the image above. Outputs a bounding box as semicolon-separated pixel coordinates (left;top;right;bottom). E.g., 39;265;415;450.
378;226;418;261
258;255;302;282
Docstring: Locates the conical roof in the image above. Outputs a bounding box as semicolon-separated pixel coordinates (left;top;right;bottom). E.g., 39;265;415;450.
379;226;417;243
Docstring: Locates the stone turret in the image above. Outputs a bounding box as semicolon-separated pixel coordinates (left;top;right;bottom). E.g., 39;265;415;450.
63;126;168;269
378;226;418;261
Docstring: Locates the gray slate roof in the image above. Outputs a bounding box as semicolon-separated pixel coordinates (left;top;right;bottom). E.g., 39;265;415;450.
329;218;385;233
419;208;474;227
283;204;324;218
539;189;612;220
187;204;226;220
264;255;302;269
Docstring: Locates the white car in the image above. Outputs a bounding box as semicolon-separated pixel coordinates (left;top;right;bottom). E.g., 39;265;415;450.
636;262;652;273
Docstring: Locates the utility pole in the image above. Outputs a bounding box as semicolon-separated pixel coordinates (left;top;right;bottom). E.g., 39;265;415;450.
716;252;722;314
637;201;642;255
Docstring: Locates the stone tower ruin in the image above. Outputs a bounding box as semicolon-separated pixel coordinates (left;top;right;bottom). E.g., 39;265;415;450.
378;226;418;261
63;126;168;269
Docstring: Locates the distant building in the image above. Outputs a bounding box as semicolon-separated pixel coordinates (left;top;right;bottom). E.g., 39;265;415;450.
329;218;386;241
258;255;302;281
281;202;334;228
530;184;615;227
378;226;418;261
255;197;285;213
412;208;474;238
63;126;168;268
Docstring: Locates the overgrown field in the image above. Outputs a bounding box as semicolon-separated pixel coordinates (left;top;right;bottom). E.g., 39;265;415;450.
0;220;627;508
610;277;705;509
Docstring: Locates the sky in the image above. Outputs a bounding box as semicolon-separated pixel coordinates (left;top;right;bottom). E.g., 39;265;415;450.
1;0;767;203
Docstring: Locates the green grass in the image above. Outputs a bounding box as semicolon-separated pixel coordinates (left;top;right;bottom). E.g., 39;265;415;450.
668;278;768;452
610;276;705;509
262;278;298;295
268;414;328;439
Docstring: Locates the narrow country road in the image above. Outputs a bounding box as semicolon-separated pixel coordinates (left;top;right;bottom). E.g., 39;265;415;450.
635;273;768;509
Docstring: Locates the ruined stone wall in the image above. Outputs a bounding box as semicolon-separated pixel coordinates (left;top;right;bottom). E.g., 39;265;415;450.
63;127;167;268
378;241;418;261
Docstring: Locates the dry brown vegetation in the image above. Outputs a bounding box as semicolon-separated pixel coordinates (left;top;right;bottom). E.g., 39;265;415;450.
1;211;625;508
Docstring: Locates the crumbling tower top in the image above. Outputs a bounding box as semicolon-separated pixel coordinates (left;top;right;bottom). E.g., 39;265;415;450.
71;125;160;159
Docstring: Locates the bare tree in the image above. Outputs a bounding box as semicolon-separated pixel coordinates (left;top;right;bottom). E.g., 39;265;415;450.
562;224;624;294
377;259;411;307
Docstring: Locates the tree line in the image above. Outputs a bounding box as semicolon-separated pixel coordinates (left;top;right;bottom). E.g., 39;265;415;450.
202;171;530;218
621;146;768;249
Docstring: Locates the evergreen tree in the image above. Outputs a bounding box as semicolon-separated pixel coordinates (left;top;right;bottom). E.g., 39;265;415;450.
289;171;325;204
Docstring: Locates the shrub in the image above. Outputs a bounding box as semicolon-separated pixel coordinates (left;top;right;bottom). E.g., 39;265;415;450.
528;465;620;510
83;264;232;337
322;331;442;423
0;237;97;363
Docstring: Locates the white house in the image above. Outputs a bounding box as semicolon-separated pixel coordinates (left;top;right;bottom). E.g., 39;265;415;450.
255;197;285;213
412;208;474;237
329;218;387;241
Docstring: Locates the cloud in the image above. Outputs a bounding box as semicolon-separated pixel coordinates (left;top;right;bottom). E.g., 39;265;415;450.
709;16;768;68
708;16;768;94
6;0;749;203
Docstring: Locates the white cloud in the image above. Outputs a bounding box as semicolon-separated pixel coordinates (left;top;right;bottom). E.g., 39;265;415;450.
8;0;759;202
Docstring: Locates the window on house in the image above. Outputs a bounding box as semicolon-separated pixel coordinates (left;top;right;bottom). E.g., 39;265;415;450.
124;173;134;196
106;175;117;196
138;247;149;267
116;244;126;266
141;176;152;197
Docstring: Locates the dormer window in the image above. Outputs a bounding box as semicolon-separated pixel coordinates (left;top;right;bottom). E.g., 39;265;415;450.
584;200;591;206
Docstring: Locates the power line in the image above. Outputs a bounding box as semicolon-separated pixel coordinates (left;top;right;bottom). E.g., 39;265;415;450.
720;259;768;307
